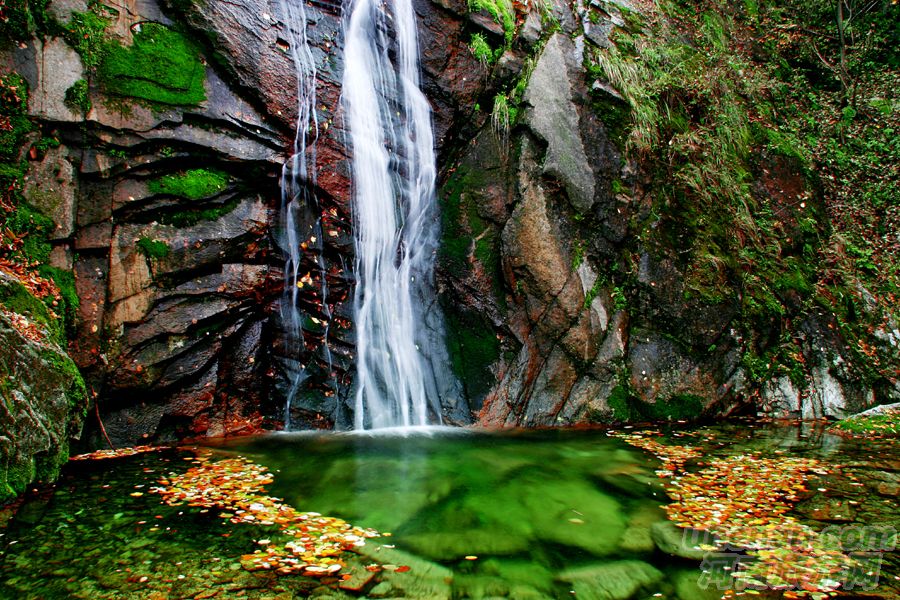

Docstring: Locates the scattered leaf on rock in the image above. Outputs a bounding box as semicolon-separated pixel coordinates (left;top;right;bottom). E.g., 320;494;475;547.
70;445;162;461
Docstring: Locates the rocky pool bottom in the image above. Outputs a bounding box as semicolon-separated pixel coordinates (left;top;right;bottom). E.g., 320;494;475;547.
0;422;897;600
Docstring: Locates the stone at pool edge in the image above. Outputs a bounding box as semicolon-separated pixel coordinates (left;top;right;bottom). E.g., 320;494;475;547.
354;544;453;600
650;521;708;560
557;560;664;600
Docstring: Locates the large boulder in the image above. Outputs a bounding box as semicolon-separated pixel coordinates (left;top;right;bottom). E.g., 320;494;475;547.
0;275;88;501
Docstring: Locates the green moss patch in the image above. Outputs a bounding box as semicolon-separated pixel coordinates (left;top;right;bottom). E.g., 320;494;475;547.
38;265;80;338
39;347;88;416
0;73;34;161
468;0;515;44
603;385;705;422
440;165;490;271
6;202;54;264
136;237;170;259
64;79;92;114
605;384;634;421
148;168;228;200
98;22;206;106
160;197;240;228
64;9;111;69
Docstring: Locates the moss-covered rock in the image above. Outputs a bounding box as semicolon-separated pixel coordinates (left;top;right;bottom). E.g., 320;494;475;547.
0;274;88;503
557;560;664;600
444;309;501;404
0;275;64;345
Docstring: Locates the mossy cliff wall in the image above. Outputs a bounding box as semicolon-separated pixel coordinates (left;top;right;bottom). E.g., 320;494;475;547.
436;0;900;425
0;0;298;448
0;0;483;440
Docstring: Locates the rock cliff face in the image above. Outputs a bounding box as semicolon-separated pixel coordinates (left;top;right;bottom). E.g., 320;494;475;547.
5;0;290;444
2;0;896;449
432;0;899;425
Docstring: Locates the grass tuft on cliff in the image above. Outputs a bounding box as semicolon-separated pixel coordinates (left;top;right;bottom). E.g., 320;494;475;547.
468;0;516;45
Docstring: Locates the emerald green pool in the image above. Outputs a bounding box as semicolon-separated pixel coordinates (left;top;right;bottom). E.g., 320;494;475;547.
1;422;897;599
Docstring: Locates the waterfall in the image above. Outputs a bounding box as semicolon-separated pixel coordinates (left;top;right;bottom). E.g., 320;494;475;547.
279;0;333;430
342;0;458;429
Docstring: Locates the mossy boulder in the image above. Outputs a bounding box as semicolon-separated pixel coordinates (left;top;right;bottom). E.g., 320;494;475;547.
0;275;88;502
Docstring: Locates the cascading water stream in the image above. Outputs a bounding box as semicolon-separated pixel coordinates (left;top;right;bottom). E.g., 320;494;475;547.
279;0;333;430
342;0;459;429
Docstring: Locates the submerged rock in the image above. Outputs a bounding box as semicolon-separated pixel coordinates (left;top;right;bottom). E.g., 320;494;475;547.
355;545;453;599
650;522;707;560
673;569;724;600
619;504;665;554
557;560;664;600
401;529;531;561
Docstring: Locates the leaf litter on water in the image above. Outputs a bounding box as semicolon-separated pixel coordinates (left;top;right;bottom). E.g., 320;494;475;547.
151;451;380;578
613;430;858;597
